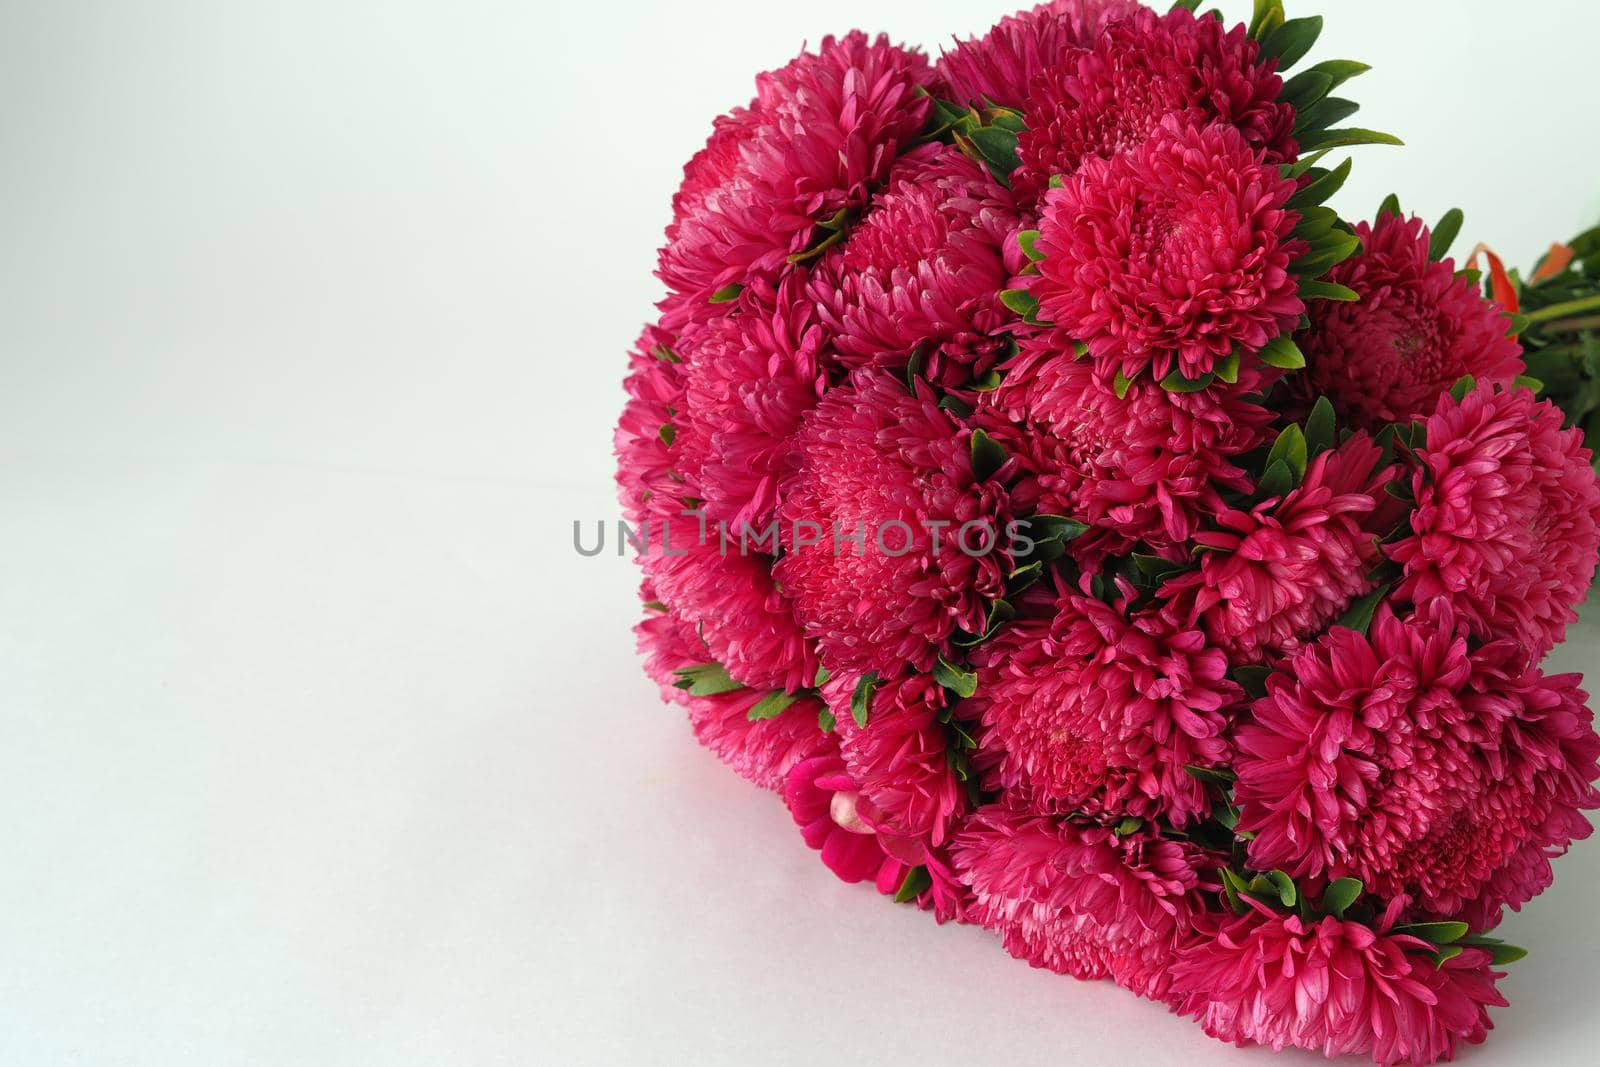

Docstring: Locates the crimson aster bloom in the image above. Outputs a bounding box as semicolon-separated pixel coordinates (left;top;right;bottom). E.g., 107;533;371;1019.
808;146;1020;387
657;33;934;331
969;590;1241;825
1159;433;1400;665
774;370;1013;677
1298;213;1525;429
985;331;1277;561
937;0;1141;111
1012;7;1295;202
952;804;1214;998
1169;898;1506;1066
672;274;828;530
1387;384;1600;662
613;325;685;525
1234;600;1600;924
783;753;896;883
1031;117;1304;382
636;594;829;791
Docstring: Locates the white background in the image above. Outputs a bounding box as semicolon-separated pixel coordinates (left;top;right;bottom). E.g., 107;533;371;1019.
3;1;1599;1063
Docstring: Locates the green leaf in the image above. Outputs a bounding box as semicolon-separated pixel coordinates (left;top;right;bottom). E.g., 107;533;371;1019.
1114;816;1144;837
1486;943;1528;965
1394;921;1469;946
1248;0;1283;39
999;288;1040;319
1161;368;1216;393
1133;553;1186;582
708;282;744;304
1256;459;1295;500
1429;208;1465;262
1261;16;1323;70
971;368;1003;393
970;428;1009;481
1449;374;1477;402
1282;148;1333;181
1232;665;1273;699
1262;870;1298;907
1433;945;1465;967
1215;351;1242;384
1294;96;1360;135
938;395;974;418
966;125;1020;178
1267;424;1309;483
1377;192;1402;220
658;423;675;447
1220;868;1252;915
1300;279;1361;302
1335;584;1388;636
1289;157;1352;210
1113;369;1136;399
1322;877;1363;918
1017;228;1045;262
1184;764;1238;786
1298;127;1404;151
1280;69;1333;111
893;865;932;904
850;671;882;729
747;690;799;721
1030;514;1091;543
1305;396;1337;455
954;598;1015;648
673;663;745;697
1258;335;1307;370
1305;59;1371;91
933;654;979;699
1514;374;1544;394
817;705;835;733
903;344;926;393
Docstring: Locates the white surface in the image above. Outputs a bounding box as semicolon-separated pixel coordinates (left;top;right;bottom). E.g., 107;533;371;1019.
3;1;1600;1064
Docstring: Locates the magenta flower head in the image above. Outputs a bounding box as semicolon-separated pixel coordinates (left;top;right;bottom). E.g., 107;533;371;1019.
1032;117;1305;382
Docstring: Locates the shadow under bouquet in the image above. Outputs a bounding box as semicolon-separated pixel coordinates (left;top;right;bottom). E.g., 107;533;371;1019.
614;2;1600;1063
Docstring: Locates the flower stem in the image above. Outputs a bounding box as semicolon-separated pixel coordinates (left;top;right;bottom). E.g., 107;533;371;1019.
1525;294;1600;325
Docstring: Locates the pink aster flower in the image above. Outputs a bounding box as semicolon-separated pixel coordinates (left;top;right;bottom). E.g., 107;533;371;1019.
642;506;818;695
657;33;934;332
1169;898;1506;1065
1297;213;1525;429
784;753;895;883
969;590;1242;825
984;331;1277;561
1012;7;1296;203
1234;600;1600;923
952;805;1216;998
1386;384;1600;662
822;672;970;854
672;274;828;530
774;370;1014;677
1031;117;1305;382
807;146;1020;388
614;325;684;524
937;0;1142;111
636;596;829;791
1159;432;1401;665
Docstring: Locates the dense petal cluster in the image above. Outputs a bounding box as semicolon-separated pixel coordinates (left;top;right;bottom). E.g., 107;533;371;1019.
774;370;1013;677
809;147;1021;386
1297;214;1526;429
952;805;1213;997
986;333;1277;560
1159;433;1399;664
1234;602;1600;923
1170;903;1507;1065
619;6;1600;1064
938;0;1141;110
1031;117;1304;381
1013;7;1295;202
658;32;934;331
970;591;1241;825
1387;385;1600;662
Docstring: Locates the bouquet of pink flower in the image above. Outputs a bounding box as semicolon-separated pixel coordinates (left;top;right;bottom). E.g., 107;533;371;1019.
613;2;1600;1062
